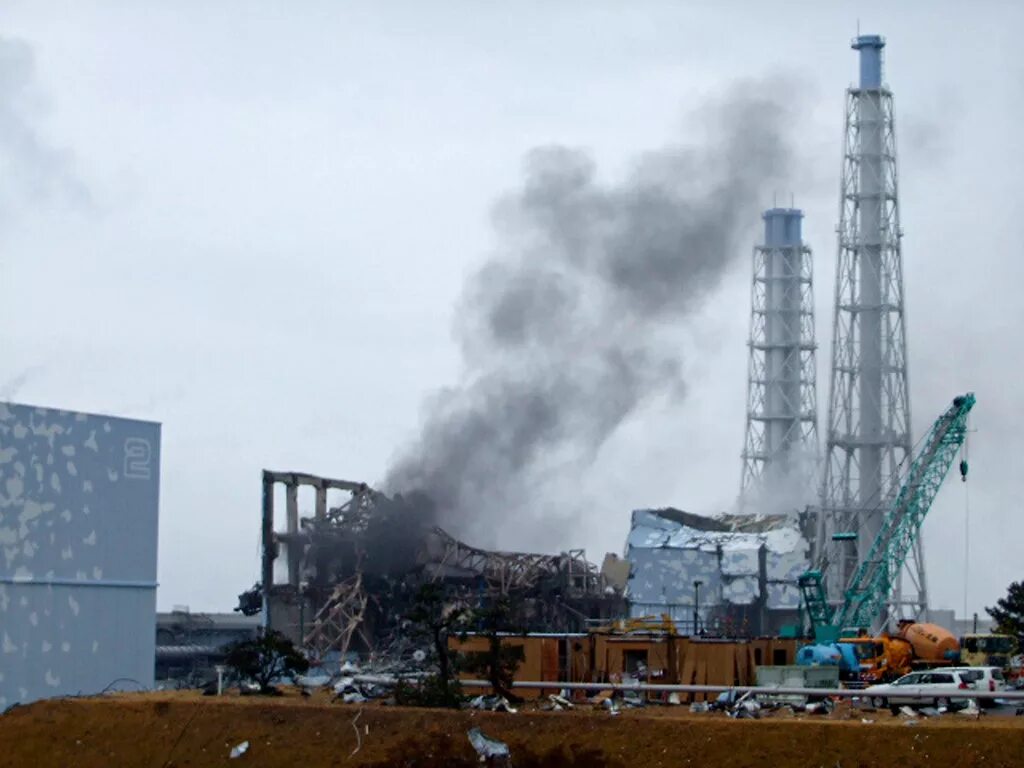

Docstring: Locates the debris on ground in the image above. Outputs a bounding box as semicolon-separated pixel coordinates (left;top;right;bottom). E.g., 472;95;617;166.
468;695;517;713
467;727;511;766
622;691;645;708
804;700;833;715
689;701;710;713
545;694;573;711
603;698;621;716
229;740;250;759
899;706;918;718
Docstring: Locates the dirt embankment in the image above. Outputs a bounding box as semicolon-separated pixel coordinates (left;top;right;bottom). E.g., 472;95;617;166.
2;692;1024;767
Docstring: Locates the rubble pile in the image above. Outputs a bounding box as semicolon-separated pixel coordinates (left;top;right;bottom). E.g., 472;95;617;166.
246;474;626;662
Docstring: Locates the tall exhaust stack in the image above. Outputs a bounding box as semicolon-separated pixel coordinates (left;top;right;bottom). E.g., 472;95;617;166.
740;207;819;506
817;35;916;627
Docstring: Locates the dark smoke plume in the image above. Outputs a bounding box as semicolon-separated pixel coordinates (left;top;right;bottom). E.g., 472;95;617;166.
386;79;801;550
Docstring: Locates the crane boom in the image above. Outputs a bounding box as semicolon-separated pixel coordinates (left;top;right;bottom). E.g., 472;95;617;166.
801;393;975;640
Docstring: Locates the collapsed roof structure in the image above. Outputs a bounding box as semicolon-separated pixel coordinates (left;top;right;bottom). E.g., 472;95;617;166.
244;470;625;661
625;508;809;637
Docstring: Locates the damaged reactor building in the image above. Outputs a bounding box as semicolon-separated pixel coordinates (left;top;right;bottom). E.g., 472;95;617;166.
625;508;809;636
246;470;625;660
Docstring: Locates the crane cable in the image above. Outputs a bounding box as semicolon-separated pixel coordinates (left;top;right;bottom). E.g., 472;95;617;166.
962;426;971;622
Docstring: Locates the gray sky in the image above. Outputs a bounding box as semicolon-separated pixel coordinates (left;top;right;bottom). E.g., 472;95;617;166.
0;1;1020;617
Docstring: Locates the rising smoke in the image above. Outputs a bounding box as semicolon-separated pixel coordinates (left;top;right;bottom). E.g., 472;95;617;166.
386;79;803;550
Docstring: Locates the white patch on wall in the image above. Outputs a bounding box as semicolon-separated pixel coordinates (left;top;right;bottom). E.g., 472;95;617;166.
61;546;73;560
12;423;27;440
68;594;80;616
50;472;62;493
84;431;98;451
92;640;99;654
60;641;70;653
44;670;60;687
41;640;52;653
83;531;96;546
67;461;78;478
22;539;36;558
5;476;24;502
0;446;16;464
2;633;17;654
82;480;93;493
61;510;72;522
29;611;38;626
92;567;102;580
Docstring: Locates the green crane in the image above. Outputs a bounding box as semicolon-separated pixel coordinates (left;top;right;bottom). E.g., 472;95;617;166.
800;393;975;642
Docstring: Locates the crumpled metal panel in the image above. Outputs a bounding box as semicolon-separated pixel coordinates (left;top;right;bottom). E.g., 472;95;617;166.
626;509;809;615
766;582;802;609
626;546;720;606
722;575;760;605
766;549;809;582
720;539;760;576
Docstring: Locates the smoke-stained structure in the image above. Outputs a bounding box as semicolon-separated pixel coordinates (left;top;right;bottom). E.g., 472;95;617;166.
386;81;801;549
740;207;818;508
816;35;916;624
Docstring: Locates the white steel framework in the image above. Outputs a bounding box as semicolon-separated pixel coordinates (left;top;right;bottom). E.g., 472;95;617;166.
740;209;819;507
816;36;919;627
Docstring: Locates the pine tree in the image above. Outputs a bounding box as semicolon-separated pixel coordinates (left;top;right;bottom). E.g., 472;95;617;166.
986;581;1024;637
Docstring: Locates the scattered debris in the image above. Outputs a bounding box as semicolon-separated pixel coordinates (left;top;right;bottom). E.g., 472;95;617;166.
547;694;573;711
350;710;363;757
668;692;681;705
861;718;874;724
918;706;941;718
229;741;249;759
804;700;834;715
604;698;621;716
689;701;710;713
959;700;981;718
467;727;511;766
469;695;518;713
899;706;918;718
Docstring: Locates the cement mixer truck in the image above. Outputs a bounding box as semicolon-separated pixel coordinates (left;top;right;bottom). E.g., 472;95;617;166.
798;621;960;684
850;621;961;683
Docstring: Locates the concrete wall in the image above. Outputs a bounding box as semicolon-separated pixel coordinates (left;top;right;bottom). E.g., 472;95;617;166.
0;402;160;707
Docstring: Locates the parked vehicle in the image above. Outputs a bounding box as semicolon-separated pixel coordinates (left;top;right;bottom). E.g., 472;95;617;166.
960;634;1016;675
932;666;1005;706
864;669;976;710
798;622;960;684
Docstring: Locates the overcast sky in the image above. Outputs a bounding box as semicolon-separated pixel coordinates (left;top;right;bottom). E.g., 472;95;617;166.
0;2;1020;617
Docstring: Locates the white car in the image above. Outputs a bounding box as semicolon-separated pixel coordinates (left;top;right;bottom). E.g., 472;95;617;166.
932;666;1005;706
864;669;976;709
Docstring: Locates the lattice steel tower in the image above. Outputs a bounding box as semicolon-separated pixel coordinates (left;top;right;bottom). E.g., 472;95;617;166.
816;35;917;624
740;208;819;506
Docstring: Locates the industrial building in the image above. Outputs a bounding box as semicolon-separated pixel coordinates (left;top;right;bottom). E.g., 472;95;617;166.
155;609;260;686
250;470;625;661
0;402;160;707
624;508;809;636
